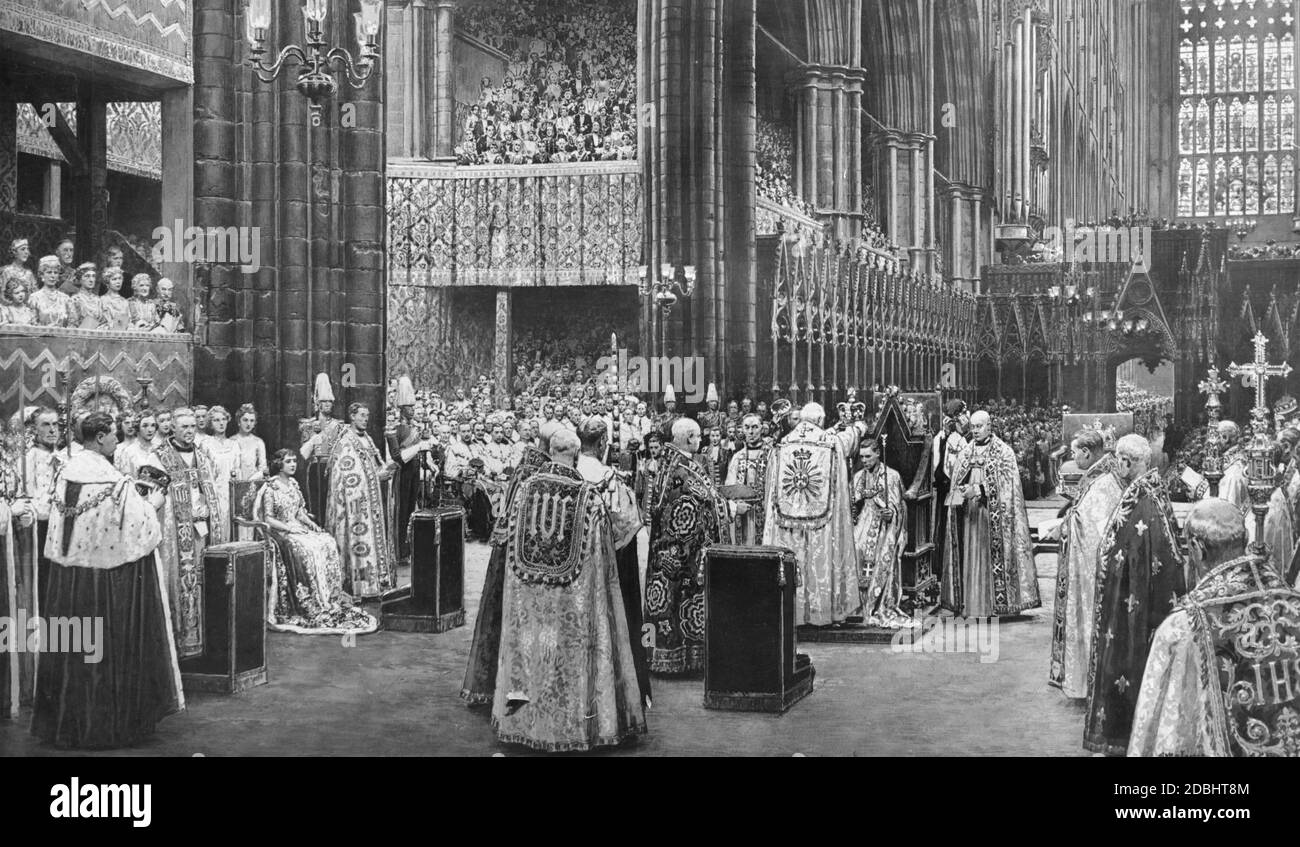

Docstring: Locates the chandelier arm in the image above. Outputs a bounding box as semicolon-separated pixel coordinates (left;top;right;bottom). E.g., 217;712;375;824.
250;44;309;83
326;47;377;88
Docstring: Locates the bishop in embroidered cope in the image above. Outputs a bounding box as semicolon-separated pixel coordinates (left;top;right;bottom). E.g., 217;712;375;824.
149;409;230;660
1084;435;1186;756
762;404;864;627
643;419;730;674
939;411;1040;617
1129;499;1300;757
493;430;647;752
1049;436;1122;698
324;405;396;599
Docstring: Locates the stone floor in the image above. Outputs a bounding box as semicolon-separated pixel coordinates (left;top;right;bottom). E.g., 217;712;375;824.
4;499;1160;757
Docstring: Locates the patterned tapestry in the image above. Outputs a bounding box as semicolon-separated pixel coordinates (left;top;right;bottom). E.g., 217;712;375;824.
386;286;497;393
387;161;642;288
16;102;162;179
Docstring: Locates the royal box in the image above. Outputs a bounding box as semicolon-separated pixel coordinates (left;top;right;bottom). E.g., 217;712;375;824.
703;544;814;713
380;506;466;633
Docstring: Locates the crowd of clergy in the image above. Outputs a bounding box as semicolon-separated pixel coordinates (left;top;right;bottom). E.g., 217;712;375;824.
3;365;1298;757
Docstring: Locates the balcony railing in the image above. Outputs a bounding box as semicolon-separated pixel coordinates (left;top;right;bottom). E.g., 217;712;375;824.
387;159;642;288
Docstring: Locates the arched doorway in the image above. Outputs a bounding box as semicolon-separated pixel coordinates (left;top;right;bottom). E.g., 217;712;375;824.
1114;356;1175;446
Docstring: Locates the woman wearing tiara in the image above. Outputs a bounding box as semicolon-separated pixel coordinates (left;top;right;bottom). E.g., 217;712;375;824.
255;449;377;635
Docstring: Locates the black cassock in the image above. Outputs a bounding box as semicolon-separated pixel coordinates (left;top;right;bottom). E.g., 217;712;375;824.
1083;469;1186;756
30;481;180;749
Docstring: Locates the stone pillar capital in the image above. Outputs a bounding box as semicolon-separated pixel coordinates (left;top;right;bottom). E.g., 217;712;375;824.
786;64;865;93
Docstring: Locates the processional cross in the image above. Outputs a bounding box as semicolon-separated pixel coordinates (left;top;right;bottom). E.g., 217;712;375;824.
1226;331;1292;546
1197;367;1228;423
1198;366;1229;497
1227;332;1292;415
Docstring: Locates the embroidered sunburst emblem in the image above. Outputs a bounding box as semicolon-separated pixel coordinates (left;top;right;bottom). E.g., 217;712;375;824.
781;448;825;503
1135;519;1148;537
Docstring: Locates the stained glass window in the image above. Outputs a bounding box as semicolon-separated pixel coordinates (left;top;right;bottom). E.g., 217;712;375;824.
1178;3;1296;217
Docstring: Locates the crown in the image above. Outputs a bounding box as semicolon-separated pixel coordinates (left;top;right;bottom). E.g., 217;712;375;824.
1084;418;1119;451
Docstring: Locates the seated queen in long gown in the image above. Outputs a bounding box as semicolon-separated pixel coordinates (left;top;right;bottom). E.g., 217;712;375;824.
254;449;377;636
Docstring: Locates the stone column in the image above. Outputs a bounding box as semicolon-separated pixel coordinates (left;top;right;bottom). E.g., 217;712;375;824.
160;87;194;310
195;0;387;448
640;0;757;396
431;1;455;161
493;288;511;407
73;81;107;265
994;1;1040;253
385;0;424;158
790;65;865;241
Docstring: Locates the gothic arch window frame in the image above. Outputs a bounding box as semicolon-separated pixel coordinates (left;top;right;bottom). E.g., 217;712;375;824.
1177;2;1297;219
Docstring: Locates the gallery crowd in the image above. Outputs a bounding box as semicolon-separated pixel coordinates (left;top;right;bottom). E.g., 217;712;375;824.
454;0;637;166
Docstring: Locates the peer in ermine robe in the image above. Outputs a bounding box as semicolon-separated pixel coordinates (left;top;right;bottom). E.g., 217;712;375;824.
850;440;912;629
644;423;730;674
1048;453;1121;698
461;444;549;706
1129;546;1300;757
940;411;1040;617
31;421;183;749
762;406;865;626
1084;454;1186;756
494;453;647;752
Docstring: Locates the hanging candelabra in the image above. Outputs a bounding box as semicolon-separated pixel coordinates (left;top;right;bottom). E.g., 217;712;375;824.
638;263;696;357
245;0;383;127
